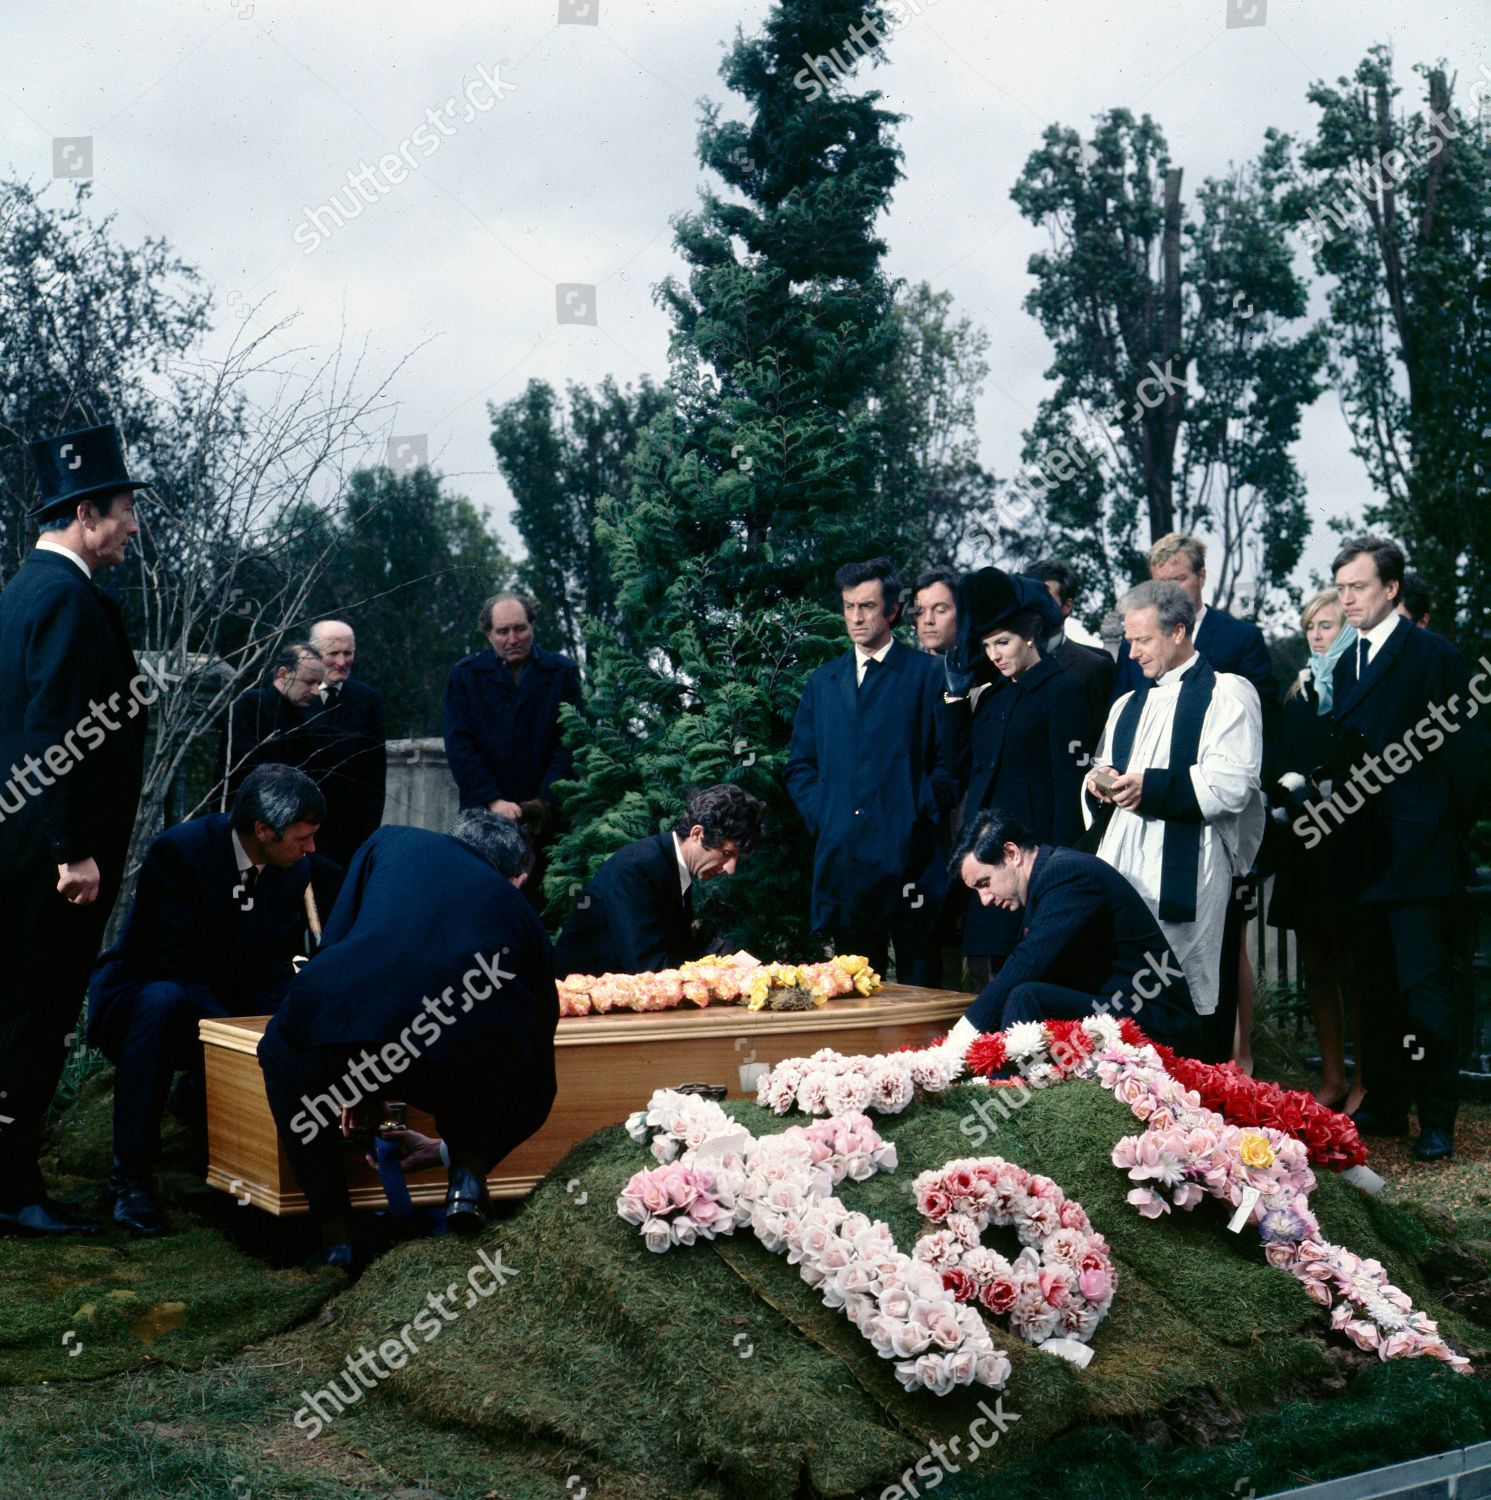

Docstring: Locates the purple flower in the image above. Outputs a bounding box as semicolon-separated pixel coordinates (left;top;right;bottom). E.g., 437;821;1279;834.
1258;1207;1307;1245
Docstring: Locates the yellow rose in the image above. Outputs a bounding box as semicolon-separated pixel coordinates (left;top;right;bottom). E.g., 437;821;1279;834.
839;955;867;976
1238;1133;1275;1169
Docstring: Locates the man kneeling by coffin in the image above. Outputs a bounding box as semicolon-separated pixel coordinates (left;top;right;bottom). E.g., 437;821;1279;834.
89;764;323;1235
258;810;557;1266
943;807;1199;1057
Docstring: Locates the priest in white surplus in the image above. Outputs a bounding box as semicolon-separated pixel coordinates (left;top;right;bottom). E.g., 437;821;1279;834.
1081;579;1264;1059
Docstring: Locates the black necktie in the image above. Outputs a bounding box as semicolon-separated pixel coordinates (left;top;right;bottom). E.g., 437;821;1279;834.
1357;637;1369;681
235;864;260;913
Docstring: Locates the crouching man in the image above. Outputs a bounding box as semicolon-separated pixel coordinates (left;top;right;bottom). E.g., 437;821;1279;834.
89;764;322;1235
258;811;557;1266
944;808;1198;1055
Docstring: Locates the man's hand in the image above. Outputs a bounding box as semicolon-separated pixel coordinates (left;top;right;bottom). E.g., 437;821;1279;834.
56;858;100;905
488;799;523;821
367;1127;445;1172
1107;771;1144;811
1084;767;1119;803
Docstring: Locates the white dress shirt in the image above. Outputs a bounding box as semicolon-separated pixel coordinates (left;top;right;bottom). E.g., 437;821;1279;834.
35;536;92;579
671;831;692;899
855;638;894;686
1357;611;1400;670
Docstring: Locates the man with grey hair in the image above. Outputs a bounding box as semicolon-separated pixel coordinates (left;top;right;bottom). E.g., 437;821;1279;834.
88;764;325;1235
1082;579;1263;1056
258;808;557;1265
303;619;386;869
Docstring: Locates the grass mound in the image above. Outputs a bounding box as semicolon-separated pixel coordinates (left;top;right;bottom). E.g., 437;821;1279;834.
284;1081;1489;1499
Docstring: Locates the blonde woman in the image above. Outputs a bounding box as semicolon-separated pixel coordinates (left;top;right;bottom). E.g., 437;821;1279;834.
1266;589;1360;1109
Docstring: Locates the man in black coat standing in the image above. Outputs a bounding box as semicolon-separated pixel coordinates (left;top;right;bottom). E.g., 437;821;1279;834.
0;424;152;1236
786;557;958;985
443;593;582;828
223;643;326;795
302;619;386;870
553;784;767;976
1026;558;1114;750
258;812;558;1263
944;808;1197;1053
1328;536;1484;1161
88;765;322;1234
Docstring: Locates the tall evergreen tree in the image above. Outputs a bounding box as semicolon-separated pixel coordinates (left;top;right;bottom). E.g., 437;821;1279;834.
546;0;906;955
489;374;666;663
1279;48;1490;643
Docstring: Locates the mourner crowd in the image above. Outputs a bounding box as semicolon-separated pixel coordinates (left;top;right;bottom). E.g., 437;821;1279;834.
0;424;1483;1266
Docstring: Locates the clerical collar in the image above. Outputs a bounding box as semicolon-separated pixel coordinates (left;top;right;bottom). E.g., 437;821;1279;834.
35;535;92;579
1154;650;1202;688
671;831;692;897
231;828;264;876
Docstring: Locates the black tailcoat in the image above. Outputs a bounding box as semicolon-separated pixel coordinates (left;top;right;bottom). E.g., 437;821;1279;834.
302;678;386;867
443;643;583;809
553;832;693;977
785;640;957;930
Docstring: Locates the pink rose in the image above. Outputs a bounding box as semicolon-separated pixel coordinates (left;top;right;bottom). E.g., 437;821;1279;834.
941;1267;977;1303
1078;1268;1111;1303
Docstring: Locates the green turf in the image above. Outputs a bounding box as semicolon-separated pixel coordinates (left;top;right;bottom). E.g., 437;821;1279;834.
3;1074;1486;1499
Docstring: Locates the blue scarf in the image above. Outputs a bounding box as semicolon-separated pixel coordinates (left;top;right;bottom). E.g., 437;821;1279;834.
1308;623;1357;715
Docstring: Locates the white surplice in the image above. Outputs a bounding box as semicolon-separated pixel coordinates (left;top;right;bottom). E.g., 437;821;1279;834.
1083;652;1264;1016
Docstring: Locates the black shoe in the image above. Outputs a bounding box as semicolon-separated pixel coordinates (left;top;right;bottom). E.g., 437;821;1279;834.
41;1196;105;1231
305;1242;355;1272
1348;1102;1409;1137
445;1167;488;1236
1413;1127;1454;1162
0;1200;103;1237
108;1168;165;1238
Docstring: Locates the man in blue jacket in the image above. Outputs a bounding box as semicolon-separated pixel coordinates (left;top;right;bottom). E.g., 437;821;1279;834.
89;765;322;1234
786;557;957;985
443;593;582;827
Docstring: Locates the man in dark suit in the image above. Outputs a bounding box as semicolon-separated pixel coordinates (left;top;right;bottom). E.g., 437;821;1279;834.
88;765;323;1234
443;592;583;829
1328;536;1483;1161
1110;534;1279;716
223;643;326;795
945;808;1196;1052
553;784;767;976
1026;557;1114;749
258;812;558;1264
302;619;386;870
786;557;958;985
0;424;151;1237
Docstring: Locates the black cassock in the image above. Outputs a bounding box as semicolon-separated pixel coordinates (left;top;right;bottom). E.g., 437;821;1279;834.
301;678;386;868
258;825;558;1221
0;550;146;1205
553;832;693;977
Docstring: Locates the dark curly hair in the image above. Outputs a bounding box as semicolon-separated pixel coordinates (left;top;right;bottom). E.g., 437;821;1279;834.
672;783;768;856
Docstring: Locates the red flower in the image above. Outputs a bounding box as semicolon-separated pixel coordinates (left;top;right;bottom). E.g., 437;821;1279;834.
979;1277;1018;1314
966;1034;1008;1077
942;1267;978;1303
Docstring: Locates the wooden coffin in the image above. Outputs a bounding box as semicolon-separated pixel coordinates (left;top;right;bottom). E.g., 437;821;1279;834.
199;985;967;1214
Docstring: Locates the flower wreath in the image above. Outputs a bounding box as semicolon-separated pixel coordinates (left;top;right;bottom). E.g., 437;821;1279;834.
912;1158;1116;1346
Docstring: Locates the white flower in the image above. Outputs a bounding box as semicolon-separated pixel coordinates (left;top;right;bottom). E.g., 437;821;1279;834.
641;1217;674;1253
624;1111;649;1142
1003;1021;1049;1062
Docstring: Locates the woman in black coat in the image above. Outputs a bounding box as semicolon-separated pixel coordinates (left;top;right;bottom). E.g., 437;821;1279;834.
948;572;1091;985
1265;588;1359;1109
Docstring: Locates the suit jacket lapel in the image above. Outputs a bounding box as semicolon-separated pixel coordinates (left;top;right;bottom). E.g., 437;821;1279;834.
837;649;859;719
1334;616;1409;720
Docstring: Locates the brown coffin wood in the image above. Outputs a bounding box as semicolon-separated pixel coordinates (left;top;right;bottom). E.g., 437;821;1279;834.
199;985;968;1215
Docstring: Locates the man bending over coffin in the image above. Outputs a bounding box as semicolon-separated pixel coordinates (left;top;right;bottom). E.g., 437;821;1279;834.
553;783;767;978
943;808;1199;1056
259;810;557;1267
89;764;323;1236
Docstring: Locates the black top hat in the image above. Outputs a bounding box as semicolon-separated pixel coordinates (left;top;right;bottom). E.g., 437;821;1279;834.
27;424;149;521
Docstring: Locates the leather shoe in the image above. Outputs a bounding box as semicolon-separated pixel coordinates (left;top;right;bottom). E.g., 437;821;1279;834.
40;1196;104;1231
1348;1102;1409;1137
1413;1127;1454;1162
445;1167;488;1236
108;1169;165;1238
0;1200;102;1237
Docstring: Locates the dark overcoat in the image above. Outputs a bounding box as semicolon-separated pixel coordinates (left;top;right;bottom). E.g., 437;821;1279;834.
0;550;146;1013
263;825;558;1104
785;640;957;931
1329;616;1483;904
88;811;309;1052
302;678;386;867
553;832;693;977
442;643;583;809
954;655;1092;956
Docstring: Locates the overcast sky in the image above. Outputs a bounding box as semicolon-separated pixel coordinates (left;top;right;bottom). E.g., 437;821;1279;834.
4;0;1485;608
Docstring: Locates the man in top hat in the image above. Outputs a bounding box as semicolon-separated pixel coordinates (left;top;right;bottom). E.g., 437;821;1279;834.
0;424;151;1235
